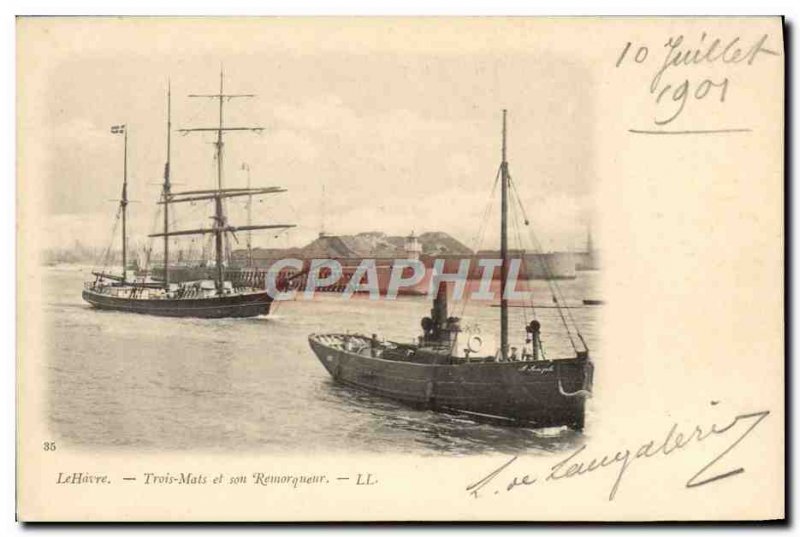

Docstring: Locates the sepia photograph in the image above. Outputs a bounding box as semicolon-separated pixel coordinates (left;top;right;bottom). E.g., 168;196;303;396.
15;15;784;522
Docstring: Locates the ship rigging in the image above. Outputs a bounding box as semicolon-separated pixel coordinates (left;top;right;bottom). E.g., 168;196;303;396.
82;72;295;318
308;110;594;430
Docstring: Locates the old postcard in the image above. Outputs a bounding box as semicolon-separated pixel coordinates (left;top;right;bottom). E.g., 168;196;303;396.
16;16;784;521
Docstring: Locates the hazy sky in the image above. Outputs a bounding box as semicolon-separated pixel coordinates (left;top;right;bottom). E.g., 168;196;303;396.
24;18;597;253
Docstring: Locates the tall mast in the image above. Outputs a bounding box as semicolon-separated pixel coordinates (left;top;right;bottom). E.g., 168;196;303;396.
177;71;268;292
121;126;129;283
243;163;253;267
500;110;509;361
163;82;172;288
217;70;225;191
214;194;225;291
214;69;226;290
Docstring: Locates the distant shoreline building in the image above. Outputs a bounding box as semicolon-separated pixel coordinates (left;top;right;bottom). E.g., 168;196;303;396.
138;230;585;294
233;231;578;281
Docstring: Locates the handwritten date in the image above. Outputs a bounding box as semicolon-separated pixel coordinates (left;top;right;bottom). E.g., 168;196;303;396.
617;33;779;126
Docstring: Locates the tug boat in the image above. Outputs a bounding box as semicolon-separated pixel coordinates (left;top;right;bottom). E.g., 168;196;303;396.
308;111;594;430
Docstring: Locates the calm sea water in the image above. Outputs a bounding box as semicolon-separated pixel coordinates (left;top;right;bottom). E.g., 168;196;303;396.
45;266;600;455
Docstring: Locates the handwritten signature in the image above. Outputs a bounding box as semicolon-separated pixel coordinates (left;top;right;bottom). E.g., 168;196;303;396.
466;408;770;501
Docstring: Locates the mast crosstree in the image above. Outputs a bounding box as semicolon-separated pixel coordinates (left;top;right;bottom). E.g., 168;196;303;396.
151;71;294;292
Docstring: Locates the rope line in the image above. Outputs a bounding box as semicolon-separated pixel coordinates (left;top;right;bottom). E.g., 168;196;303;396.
508;177;577;352
142;204;162;274
508;174;587;352
93;205;123;276
457;164;501;320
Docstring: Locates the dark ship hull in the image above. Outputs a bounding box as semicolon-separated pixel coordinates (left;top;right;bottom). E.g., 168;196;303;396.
306;111;594;431
82;288;272;318
308;334;593;430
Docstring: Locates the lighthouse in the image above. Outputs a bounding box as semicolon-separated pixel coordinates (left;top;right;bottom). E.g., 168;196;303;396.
404;232;422;260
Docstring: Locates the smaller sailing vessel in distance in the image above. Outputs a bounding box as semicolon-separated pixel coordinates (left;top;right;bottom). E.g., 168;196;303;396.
308;111;594;430
82;73;295;318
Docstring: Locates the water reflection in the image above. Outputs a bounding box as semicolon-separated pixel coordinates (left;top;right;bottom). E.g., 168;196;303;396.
45;266;599;455
320;380;584;456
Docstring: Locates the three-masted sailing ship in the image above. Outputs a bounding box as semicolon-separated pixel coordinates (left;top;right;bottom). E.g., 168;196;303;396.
82;73;294;318
308;111;593;430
